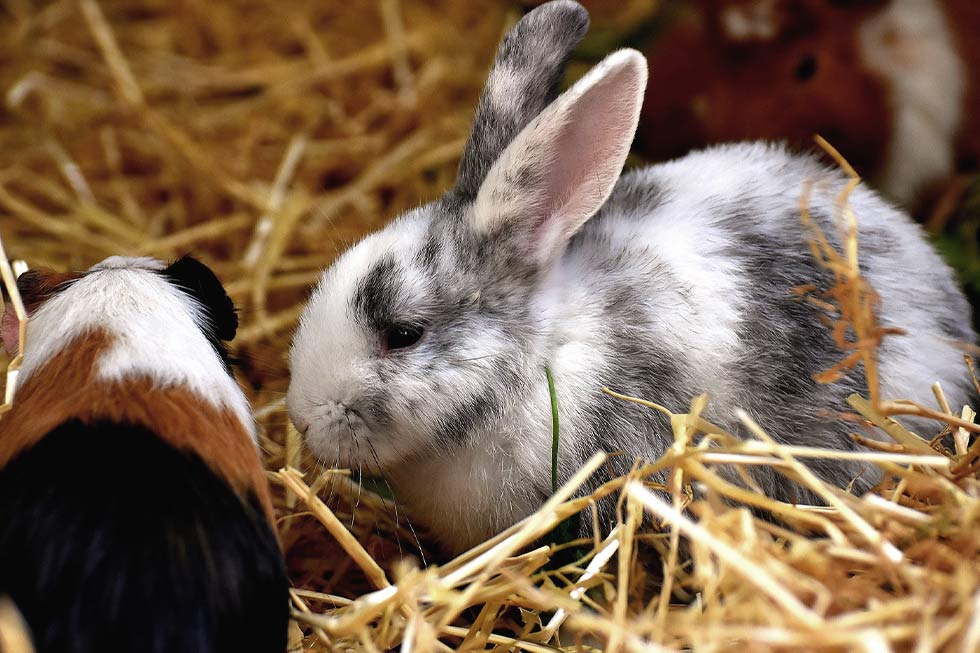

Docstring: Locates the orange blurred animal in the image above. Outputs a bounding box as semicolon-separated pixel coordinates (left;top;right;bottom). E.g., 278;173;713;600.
638;0;980;209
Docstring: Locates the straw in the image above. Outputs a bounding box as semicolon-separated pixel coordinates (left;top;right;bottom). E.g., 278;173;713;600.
0;2;977;651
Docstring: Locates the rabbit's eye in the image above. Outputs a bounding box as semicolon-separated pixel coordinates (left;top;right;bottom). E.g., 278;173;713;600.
794;54;818;82
383;324;424;351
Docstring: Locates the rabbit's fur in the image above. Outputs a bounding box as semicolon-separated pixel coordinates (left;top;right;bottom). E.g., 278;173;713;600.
287;0;976;553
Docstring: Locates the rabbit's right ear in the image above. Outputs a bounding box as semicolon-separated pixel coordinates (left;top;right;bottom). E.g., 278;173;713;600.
453;1;590;201
467;49;647;270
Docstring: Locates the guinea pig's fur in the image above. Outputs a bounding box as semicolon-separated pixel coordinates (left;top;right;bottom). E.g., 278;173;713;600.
638;0;980;208
287;0;976;555
0;256;288;653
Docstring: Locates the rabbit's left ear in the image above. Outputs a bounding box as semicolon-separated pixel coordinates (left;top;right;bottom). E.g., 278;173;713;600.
468;49;647;268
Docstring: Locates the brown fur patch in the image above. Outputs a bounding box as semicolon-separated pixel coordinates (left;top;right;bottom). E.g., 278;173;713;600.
638;0;892;177
0;328;275;526
11;269;85;313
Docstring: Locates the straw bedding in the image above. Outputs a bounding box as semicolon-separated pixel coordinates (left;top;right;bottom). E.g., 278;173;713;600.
0;1;978;651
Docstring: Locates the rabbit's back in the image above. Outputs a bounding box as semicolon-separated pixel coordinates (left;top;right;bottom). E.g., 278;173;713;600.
556;142;975;497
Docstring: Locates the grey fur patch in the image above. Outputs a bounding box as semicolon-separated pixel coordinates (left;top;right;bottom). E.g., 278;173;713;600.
453;1;589;201
432;390;500;448
712;206;874;499
591;175;670;222
361;391;393;429
934;275;976;342
414;235;441;272
553;219;698;532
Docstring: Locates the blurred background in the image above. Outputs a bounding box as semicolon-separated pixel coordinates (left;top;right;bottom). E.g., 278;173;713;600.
1;1;977;341
0;0;978;592
1;0;978;349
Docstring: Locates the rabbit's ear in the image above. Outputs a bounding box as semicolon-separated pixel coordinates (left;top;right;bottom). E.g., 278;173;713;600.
453;1;590;201
469;49;647;268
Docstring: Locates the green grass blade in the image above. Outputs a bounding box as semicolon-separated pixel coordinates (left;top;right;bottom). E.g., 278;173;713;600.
546;365;560;494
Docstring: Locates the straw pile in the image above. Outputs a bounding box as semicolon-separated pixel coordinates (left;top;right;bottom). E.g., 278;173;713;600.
0;1;978;652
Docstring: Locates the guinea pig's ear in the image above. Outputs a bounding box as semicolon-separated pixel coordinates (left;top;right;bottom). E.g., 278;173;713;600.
452;0;590;201
6;269;82;313
2;268;82;356
162;256;238;342
468;49;647;270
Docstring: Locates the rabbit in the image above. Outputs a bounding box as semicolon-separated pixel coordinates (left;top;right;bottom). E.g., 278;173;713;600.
636;0;980;211
287;0;977;554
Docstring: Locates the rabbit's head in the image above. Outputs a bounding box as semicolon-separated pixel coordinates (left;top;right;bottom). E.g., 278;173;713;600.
287;0;647;470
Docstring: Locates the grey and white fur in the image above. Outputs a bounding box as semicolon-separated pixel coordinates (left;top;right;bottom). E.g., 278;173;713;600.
288;0;976;553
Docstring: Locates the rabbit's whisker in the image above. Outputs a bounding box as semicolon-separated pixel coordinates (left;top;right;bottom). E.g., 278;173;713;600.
365;439;428;568
445;352;503;363
345;413;364;528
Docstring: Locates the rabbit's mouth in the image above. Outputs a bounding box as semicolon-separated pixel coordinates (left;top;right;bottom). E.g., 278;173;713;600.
299;400;391;472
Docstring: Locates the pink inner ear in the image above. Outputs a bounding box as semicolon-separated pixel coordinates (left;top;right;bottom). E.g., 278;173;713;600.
541;68;638;240
2;306;20;357
525;60;643;261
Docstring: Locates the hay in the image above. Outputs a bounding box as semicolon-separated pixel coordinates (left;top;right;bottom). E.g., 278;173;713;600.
0;1;979;652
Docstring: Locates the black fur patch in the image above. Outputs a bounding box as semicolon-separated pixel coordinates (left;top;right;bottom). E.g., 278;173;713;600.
353;256;399;332
161;256;239;370
0;419;288;653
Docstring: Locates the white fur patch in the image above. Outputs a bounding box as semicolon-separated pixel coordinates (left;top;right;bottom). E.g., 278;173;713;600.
16;259;256;440
486;66;524;117
292;213;427;394
387;405;552;550
720;0;779;42
858;0;965;205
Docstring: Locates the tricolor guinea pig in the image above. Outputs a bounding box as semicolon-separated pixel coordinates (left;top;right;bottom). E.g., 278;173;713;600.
0;256;288;653
638;0;980;209
286;0;975;555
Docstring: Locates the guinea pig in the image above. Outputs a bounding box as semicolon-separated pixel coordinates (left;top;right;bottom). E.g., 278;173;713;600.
637;0;980;209
0;256;288;653
286;0;975;554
